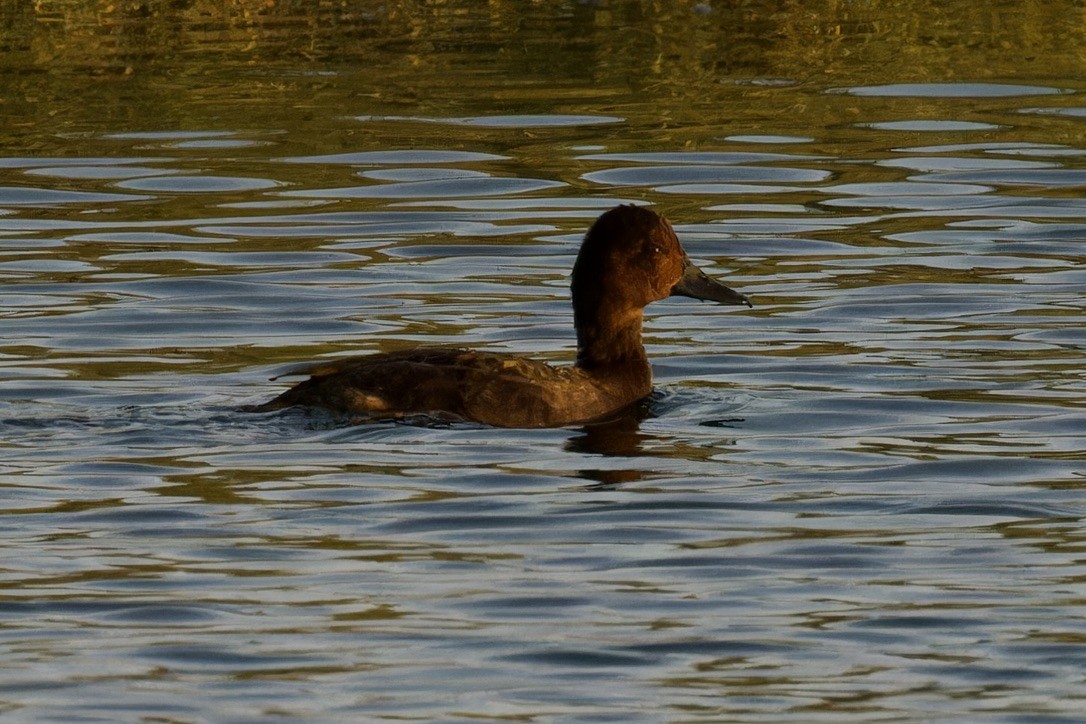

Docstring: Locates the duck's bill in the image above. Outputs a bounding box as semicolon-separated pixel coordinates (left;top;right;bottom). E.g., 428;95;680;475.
670;263;752;307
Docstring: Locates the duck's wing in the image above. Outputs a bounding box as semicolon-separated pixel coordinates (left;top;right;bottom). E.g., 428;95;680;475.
255;348;569;422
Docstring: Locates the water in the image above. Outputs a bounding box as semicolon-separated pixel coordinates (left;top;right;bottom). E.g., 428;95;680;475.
2;2;1085;720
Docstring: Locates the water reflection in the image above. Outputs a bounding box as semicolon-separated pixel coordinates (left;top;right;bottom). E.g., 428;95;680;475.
566;403;651;475
2;2;1086;721
357;113;625;127
834;82;1067;97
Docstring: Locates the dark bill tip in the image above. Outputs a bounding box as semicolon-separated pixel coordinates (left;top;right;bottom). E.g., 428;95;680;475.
670;263;752;307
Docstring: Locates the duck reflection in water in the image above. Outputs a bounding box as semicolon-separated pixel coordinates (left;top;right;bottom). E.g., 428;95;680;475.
252;205;751;428
566;400;653;487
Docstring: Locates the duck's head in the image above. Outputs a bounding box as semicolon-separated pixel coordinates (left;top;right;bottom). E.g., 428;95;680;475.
570;205;750;366
571;204;751;313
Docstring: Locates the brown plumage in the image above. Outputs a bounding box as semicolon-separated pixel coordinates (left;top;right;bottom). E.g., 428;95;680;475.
251;205;751;427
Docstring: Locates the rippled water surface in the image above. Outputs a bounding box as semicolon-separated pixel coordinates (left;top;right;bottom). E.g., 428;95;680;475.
2;3;1085;721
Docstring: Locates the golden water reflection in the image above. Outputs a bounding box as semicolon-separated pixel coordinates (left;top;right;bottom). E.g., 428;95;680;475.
5;1;1086;151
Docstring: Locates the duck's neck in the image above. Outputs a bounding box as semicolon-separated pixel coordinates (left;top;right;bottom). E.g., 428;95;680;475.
575;305;650;371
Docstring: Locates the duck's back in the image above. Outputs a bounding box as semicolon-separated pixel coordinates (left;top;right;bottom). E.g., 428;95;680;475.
252;348;651;428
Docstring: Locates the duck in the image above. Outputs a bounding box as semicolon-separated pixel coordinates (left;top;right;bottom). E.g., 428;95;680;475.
251;204;751;427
